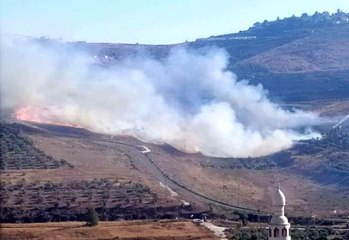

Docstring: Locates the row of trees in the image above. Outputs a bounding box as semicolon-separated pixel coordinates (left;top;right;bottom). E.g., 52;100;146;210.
254;9;349;29
0;124;70;170
0;178;160;223
226;227;342;240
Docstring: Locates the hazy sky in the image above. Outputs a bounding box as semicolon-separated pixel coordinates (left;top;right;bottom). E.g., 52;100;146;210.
1;0;349;44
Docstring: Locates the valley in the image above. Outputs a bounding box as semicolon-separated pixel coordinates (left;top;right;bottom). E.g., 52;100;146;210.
1;9;349;240
1;119;348;224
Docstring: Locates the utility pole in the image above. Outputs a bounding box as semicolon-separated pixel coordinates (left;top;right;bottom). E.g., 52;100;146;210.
312;215;315;227
237;182;240;206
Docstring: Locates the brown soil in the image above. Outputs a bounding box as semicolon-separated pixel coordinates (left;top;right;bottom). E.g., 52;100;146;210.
0;220;217;240
2;122;348;220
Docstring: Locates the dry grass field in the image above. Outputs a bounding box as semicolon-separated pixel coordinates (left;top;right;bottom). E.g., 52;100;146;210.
147;146;349;216
44;123;348;216
0;220;217;240
1;121;348;224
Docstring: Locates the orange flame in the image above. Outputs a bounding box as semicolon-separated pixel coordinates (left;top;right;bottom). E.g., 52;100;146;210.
15;106;77;127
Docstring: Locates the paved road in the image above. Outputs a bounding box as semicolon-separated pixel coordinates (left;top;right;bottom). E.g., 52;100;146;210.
127;144;268;214
140;146;151;153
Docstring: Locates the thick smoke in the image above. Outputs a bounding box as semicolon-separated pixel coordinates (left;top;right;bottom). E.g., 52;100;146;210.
1;37;321;157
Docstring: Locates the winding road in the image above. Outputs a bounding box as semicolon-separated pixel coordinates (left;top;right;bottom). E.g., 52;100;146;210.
127;144;268;214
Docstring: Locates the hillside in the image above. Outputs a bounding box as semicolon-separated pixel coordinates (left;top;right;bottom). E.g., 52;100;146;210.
2;11;349;225
196;10;349;65
191;10;349;103
237;28;349;73
1;121;348;223
28;11;349;105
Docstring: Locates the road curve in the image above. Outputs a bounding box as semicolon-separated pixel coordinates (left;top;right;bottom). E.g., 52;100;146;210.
143;151;269;214
106;141;270;214
101;139;269;214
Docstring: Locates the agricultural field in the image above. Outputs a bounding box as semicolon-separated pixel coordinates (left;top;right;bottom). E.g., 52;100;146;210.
0;122;184;223
1;120;348;224
0;178;158;223
0;124;71;170
0;220;217;240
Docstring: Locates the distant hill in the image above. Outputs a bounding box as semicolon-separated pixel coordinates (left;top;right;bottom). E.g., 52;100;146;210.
190;10;349;103
194;10;349;65
28;10;349;104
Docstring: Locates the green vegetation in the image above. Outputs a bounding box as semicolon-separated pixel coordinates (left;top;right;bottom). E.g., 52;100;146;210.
86;207;99;227
291;227;334;240
294;129;349;173
0;123;71;170
209;10;349;40
227;228;268;240
204;156;276;170
227;208;348;239
226;227;348;240
0;178;157;223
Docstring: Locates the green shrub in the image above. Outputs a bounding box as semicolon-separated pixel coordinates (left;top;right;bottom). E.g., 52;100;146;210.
86;207;99;227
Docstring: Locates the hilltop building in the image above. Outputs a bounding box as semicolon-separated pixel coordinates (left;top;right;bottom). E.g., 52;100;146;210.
268;182;291;240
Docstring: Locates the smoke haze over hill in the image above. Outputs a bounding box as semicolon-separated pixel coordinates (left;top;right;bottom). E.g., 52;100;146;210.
1;37;322;157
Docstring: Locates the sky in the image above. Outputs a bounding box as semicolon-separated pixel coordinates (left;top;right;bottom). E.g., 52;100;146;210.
1;0;349;44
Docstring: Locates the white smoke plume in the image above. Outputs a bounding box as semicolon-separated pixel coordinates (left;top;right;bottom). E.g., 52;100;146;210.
0;37;321;157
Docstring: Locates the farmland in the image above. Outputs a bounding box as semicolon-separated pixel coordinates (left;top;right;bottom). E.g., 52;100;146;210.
0;220;217;240
0;122;185;223
1;178;158;223
0;124;71;170
1;120;348;224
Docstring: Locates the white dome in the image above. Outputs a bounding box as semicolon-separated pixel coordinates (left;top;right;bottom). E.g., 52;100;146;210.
270;215;289;225
272;188;286;206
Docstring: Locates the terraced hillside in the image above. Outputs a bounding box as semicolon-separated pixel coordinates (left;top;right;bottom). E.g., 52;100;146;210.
2;122;348;221
0;178;158;222
0;124;71;170
0;123;184;223
2;11;349;223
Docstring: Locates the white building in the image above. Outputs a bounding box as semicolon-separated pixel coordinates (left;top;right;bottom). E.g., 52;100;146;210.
268;183;291;240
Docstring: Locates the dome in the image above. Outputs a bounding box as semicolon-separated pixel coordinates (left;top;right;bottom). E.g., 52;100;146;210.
272;187;286;206
270;215;289;225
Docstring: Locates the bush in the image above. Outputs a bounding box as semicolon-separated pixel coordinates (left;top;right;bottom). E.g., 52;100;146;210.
242;219;249;226
227;228;268;240
86;207;99;227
